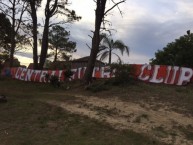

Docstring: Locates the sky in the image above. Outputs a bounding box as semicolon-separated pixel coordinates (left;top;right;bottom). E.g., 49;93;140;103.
15;0;193;66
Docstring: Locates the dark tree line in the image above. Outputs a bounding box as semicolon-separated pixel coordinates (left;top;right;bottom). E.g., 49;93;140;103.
1;0;128;85
0;0;80;69
151;31;193;68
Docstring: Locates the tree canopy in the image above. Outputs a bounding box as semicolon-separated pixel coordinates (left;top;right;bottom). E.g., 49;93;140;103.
38;0;81;69
98;35;129;64
0;0;29;67
48;25;76;62
150;31;193;68
0;13;11;52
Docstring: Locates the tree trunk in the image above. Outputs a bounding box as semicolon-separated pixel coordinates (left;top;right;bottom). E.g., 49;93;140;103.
84;0;107;84
39;0;58;69
30;0;38;69
39;17;50;69
54;47;58;62
109;48;112;65
10;0;16;67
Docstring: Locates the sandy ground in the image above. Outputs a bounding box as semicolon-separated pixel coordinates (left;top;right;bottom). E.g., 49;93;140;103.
43;94;193;145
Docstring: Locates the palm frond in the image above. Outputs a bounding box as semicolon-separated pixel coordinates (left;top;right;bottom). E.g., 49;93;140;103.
113;40;129;56
100;36;112;49
99;50;109;61
99;45;108;52
112;52;122;63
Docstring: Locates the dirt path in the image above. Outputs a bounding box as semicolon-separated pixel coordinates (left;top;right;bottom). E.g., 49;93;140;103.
43;94;193;145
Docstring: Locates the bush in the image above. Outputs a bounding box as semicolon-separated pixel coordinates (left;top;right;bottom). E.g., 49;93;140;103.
45;74;60;87
108;63;135;86
64;69;73;79
50;75;60;87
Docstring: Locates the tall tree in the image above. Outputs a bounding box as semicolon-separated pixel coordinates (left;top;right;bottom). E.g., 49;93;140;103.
84;0;126;84
98;35;129;64
39;0;81;69
0;13;11;53
25;0;42;69
27;0;42;69
48;25;76;62
0;0;28;67
150;31;193;67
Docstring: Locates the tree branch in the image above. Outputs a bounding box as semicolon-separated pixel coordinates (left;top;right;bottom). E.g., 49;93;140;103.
104;0;125;16
15;1;28;34
0;2;10;9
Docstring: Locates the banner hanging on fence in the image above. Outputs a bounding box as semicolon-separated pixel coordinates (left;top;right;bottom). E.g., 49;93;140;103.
2;64;193;85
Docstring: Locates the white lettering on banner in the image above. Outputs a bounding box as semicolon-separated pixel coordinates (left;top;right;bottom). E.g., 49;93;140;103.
50;71;56;76
92;67;99;77
25;69;34;81
103;67;111;78
149;65;164;83
177;67;193;85
170;66;179;84
58;70;63;81
20;68;27;80
71;69;77;79
137;65;193;85
40;70;48;82
78;68;82;79
100;67;104;78
33;70;41;81
138;64;151;81
15;67;22;79
10;65;193;86
164;66;172;84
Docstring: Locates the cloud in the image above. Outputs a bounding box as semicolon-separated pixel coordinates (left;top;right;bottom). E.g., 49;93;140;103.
101;0;193;63
15;0;193;65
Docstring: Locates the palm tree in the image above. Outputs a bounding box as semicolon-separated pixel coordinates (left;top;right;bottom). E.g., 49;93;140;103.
98;35;129;65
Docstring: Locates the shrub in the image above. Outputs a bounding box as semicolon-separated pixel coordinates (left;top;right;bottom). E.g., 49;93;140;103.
108;63;136;85
64;69;73;79
45;73;60;87
50;75;60;87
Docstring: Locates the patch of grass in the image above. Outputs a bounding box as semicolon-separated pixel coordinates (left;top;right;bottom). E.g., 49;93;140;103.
177;125;193;141
86;82;109;93
152;126;168;138
0;79;167;145
133;114;149;123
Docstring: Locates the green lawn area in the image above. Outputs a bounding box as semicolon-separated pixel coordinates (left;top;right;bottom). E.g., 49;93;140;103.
1;77;193;145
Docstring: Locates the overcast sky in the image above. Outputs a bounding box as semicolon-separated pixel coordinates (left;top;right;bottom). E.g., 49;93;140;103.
16;0;193;65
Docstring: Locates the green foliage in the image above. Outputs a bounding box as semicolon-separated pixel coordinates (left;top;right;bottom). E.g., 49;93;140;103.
48;25;76;62
0;13;11;53
64;69;73;79
0;53;9;67
44;73;60;87
86;63;136;92
49;75;60;88
98;34;129;64
151;31;193;67
108;63;135;85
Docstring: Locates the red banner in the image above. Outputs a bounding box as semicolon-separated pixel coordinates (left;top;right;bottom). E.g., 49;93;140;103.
2;64;193;86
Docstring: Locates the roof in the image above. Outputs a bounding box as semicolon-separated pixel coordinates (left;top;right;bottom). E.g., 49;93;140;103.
71;56;104;64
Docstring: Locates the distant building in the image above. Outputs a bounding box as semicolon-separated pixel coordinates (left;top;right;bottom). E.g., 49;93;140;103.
27;56;105;70
70;56;105;69
28;63;34;69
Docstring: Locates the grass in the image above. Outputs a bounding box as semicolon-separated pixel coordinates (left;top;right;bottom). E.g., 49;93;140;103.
87;79;193;116
175;125;193;141
134;114;149;123
0;78;167;145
